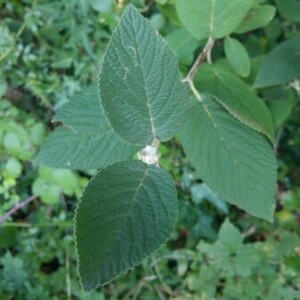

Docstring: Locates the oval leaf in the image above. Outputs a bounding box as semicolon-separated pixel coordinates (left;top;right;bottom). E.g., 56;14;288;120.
275;0;300;23
36;86;139;170
255;38;300;88
99;5;190;146
235;5;276;33
224;36;251;77
195;63;275;143
179;95;277;222
75;160;178;292
175;0;253;40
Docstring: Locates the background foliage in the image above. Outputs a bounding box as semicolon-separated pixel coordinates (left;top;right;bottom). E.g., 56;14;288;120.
0;0;300;299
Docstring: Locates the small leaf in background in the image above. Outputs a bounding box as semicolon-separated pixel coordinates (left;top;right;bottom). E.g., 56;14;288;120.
201;219;260;276
149;13;165;31
179;95;277;221
195;63;275;143
175;0;253;40
166;28;199;65
262;87;297;128
0;252;28;294
30;123;46;145
155;0;168;5
275;0;300;23
36;86;139;170
89;0;115;14
75;160;178;292
191;183;228;214
235;5;276;33
0;81;7;97
255;38;300;88
224;36;251;77
99;5;190;145
4;157;22;178
32;178;61;204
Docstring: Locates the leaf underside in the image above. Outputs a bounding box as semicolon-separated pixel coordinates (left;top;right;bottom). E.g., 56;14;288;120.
35;86;139;170
75;160;178;292
179;95;276;221
99;4;190;146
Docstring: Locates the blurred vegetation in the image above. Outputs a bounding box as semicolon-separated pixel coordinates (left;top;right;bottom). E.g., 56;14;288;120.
0;0;299;299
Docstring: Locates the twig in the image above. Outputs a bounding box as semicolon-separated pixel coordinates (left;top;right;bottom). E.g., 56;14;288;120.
183;37;215;83
182;37;215;102
65;249;72;300
0;195;36;224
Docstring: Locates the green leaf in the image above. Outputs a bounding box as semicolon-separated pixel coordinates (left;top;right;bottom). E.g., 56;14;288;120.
32;178;61;204
75;160;178;292
36;86;139;170
235;5;276;33
175;0;253;40
262;87;297;128
275;0;300;23
89;0;115;13
201;219;260;276
255;38;300;88
166;28;199;65
0;252;28;293
99;5;190;146
195;63;275;143
224;37;251;77
179;95;276;221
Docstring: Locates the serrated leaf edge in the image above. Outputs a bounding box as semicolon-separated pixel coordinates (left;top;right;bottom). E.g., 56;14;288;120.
204;68;275;145
73;160;178;293
98;4;190;147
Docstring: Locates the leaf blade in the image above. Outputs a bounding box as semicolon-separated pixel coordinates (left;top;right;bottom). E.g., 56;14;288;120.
224;36;251;77
99;5;190;145
195;63;275;143
235;5;276;33
179;95;277;221
255;38;300;88
75;160;178;292
175;0;253;40
36;86;139;170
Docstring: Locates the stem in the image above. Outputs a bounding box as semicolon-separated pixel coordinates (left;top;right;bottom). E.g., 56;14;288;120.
183;37;215;83
182;37;215;102
65;249;72;300
0;195;36;224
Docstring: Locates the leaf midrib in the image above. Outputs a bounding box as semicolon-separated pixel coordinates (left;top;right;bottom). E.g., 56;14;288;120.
202;100;253;195
128;12;156;141
102;166;150;262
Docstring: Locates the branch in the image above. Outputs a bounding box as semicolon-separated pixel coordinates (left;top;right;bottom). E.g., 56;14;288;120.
182;37;215;102
0;195;36;224
183;37;215;83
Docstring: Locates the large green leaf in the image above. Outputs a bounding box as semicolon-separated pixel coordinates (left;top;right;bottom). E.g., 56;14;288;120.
175;0;253;40
179;95;276;221
234;5;276;33
36;86;139;170
195;63;275;143
275;0;300;23
224;36;251;77
75;160;177;292
99;5;190;146
255;38;300;88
